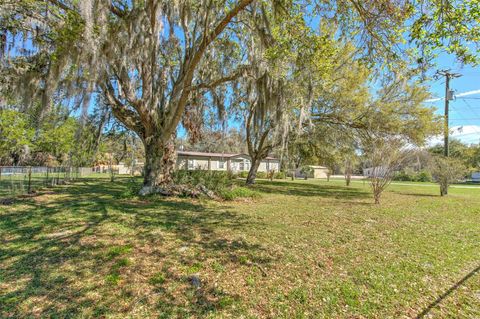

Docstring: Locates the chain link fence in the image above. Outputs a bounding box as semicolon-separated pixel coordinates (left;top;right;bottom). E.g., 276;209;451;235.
0;166;93;197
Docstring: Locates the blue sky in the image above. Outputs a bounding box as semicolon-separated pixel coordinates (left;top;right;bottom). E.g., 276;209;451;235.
426;54;480;146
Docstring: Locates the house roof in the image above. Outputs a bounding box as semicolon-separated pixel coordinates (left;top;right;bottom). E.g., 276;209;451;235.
177;151;278;161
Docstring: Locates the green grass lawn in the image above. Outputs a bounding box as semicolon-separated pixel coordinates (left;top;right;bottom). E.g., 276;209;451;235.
0;178;479;318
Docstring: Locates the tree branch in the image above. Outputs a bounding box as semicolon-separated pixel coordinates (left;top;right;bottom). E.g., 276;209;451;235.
102;82;145;138
191;66;248;90
164;0;254;137
46;0;126;17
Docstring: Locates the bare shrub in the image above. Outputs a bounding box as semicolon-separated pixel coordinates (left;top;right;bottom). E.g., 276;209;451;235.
430;156;466;196
364;138;409;204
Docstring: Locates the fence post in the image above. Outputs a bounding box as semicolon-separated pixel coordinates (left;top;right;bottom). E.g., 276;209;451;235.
46;166;49;186
0;166;2;181
27;166;32;194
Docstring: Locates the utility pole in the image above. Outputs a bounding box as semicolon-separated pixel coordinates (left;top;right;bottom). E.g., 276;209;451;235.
436;70;462;157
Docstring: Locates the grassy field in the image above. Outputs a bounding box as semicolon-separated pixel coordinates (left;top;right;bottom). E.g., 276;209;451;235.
0;178;479;318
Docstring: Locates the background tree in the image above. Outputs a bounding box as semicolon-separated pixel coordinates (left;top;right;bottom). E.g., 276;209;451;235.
429;140;480;173
0;109;34;165
1;0;257;194
430;156;466;196
237;8;338;185
34;110;78;166
97;130;130;182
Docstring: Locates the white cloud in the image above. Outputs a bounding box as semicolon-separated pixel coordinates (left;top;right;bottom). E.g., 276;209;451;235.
455;89;480;98
425;89;480;103
427;125;480;146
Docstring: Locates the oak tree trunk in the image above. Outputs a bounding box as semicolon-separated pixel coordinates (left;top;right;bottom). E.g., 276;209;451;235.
246;157;262;185
140;136;176;195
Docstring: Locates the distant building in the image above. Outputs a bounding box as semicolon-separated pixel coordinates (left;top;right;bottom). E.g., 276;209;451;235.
363;166;389;178
93;163;131;175
93;151;280;175
176;151;279;173
309;166;330;179
472;172;480;183
295;165;330;179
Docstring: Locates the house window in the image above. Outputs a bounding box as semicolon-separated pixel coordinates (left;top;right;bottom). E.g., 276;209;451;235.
239;162;244;171
218;160;225;169
187;159;195;169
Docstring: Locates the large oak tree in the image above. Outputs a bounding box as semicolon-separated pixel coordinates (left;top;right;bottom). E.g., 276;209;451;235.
0;0;256;194
1;0;480;193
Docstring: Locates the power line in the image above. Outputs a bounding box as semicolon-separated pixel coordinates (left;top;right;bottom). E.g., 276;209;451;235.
449;100;480;137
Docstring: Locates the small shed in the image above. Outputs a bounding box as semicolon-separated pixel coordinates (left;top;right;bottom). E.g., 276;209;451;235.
309;165;329;179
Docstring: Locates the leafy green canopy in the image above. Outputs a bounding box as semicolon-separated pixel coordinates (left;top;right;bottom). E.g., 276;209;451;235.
0;106;104;166
1;1;479;119
0;109;34;160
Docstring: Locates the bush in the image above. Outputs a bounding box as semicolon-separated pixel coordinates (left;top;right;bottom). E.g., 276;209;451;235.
300;166;314;178
274;171;286;179
393;171;413;181
218;186;260;200
415;170;432;182
431;156;466;196
173;170;234;193
117;177;142;198
393;170;432;182
256;171;267;179
238;171;249;178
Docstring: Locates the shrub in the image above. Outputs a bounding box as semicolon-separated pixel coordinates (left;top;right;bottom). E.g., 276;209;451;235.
274;171;286;179
218;186;260;200
431;156;466;196
393;170;432;182
173;170;234;193
393;171;413;181
256;171;267;179
300;166;314;178
117;177;142;198
415;170;432;182
238;171;249;178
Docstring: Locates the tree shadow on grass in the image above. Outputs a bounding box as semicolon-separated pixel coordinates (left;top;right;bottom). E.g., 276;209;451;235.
394;192;439;198
0;180;271;318
416;264;480;318
250;179;370;200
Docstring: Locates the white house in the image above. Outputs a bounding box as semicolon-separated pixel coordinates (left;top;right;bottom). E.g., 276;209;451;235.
176;151;279;173
363;166;389;178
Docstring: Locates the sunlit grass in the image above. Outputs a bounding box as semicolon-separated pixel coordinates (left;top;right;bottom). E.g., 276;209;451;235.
0;177;479;318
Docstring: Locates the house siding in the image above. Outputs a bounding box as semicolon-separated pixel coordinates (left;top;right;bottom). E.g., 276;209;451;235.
176;154;279;173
